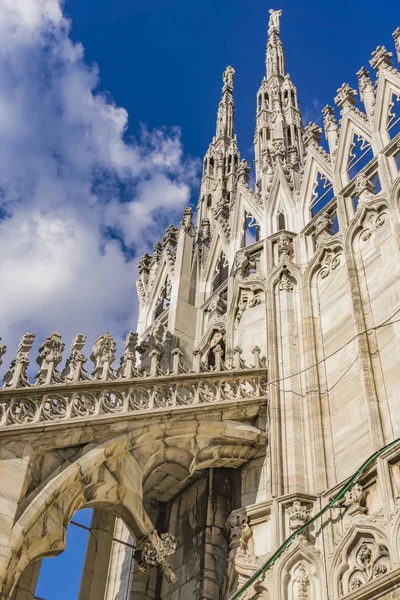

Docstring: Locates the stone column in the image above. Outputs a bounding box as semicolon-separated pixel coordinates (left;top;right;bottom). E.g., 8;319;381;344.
78;509;116;600
0;441;33;594
104;518;134;600
12;561;42;600
167;209;197;360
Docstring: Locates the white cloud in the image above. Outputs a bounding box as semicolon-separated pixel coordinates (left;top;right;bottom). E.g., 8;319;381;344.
0;0;199;375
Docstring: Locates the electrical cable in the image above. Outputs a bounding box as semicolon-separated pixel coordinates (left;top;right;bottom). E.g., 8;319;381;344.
264;306;400;391
228;436;400;600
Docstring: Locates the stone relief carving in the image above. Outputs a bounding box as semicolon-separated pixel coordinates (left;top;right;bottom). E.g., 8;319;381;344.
277;233;294;262
343;483;367;516
314;211;334;246
135;530;178;584
341;539;390;594
319;250;341;280
234;250;260;280
235;289;263;325
360;209;386;242
287;501;309;531
278;269;294;292
293;564;310;600
91;333;117;382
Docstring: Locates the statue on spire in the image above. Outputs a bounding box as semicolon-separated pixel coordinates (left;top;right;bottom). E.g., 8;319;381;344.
268;9;282;35
223;66;235;90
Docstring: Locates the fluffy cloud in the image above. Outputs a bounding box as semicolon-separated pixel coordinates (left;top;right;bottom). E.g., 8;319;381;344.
0;0;199;373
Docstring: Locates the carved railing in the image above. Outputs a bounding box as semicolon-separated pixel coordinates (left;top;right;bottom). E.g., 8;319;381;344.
0;332;267;429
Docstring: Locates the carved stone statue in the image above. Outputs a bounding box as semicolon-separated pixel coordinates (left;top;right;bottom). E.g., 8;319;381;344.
223;66;235;89
268;9;282;35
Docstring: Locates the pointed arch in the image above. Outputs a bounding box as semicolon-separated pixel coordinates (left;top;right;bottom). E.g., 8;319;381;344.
373;68;400;145
328;523;392;598
298;149;334;222
266;163;297;234
274;539;325;600
334;110;374;187
202;231;229;296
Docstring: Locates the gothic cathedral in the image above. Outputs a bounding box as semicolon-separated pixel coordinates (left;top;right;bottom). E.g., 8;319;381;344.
1;9;400;600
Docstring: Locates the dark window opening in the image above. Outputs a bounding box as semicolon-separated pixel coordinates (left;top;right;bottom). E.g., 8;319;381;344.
347;133;373;180
310;171;335;217
278;212;286;230
388;92;400;139
212;254;229;292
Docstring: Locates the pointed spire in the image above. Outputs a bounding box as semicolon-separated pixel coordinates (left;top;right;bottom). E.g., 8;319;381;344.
216;66;235;139
394;28;400;62
266;9;285;79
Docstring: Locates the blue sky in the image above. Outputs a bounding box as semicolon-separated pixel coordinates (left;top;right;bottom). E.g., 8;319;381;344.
1;0;399;598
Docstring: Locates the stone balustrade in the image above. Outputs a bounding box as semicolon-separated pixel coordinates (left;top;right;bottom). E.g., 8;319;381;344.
0;331;267;429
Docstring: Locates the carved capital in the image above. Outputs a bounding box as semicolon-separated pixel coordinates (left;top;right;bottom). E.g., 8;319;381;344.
287;501;309;530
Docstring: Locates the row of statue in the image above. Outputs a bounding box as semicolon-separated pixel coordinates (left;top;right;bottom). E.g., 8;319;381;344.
0;332;267;390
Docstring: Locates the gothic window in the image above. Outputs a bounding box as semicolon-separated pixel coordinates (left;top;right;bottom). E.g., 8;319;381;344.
347;133;373;180
278;212;286;230
264;92;270;109
266;128;271;141
204;158;207;175
395;147;400;171
227;155;232;173
243;211;260;246
234;154;238;167
387;92;400;139
287;127;292;146
154;278;171;318
283;90;289;107
209;157;215;176
291;90;296;106
258;94;262;110
206;194;213;221
310;171;334;217
212;253;229;292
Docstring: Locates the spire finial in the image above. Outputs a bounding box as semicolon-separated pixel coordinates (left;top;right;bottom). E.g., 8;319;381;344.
268;9;282;36
266;9;285;78
222;66;235;93
215;66;235;139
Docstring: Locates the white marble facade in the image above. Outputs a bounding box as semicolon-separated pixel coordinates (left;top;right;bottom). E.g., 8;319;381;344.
1;9;400;600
